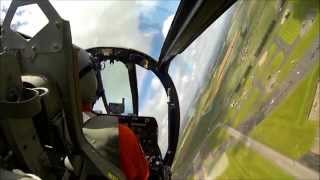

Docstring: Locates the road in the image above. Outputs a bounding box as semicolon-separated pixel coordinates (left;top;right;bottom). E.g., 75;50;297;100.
177;37;320;179
173;6;319;179
238;37;320;134
226;126;320;179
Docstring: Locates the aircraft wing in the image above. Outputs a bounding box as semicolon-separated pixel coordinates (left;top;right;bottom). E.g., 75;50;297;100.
158;0;237;70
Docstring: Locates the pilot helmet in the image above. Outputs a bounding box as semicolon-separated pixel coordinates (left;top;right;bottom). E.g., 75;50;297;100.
77;46;98;111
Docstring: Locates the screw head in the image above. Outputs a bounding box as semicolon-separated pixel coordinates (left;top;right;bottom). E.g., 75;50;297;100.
52;43;60;51
55;20;61;28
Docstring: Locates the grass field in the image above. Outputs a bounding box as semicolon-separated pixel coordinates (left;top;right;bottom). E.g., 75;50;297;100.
270;51;284;70
225;0;280;128
230;83;260;128
218;144;293;179
173;0;319;178
277;13;319;83
251;63;319;159
278;13;301;45
278;0;318;45
246;0;276;54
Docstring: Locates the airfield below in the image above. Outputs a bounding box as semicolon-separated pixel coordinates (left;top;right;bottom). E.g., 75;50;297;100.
172;0;319;179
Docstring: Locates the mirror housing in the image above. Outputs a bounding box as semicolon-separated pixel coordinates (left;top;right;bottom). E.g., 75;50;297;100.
109;98;125;114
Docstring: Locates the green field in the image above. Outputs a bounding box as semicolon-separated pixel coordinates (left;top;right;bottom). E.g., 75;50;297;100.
278;0;318;45
251;64;319;159
270;51;284;71
173;0;320;179
279;18;319;82
230;82;260;128
228;0;320;128
224;0;280;128
278;13;301;45
218;144;293;179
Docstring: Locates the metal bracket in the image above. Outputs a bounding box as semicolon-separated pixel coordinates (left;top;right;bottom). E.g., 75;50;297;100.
2;1;126;179
2;0;63;58
0;52;49;177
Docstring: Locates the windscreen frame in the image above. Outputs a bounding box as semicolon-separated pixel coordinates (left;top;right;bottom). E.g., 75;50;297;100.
86;47;180;166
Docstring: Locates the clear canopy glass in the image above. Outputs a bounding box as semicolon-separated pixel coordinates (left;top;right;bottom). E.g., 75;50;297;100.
0;0;180;60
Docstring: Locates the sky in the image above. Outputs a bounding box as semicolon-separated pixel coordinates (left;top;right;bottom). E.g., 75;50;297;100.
0;0;235;154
